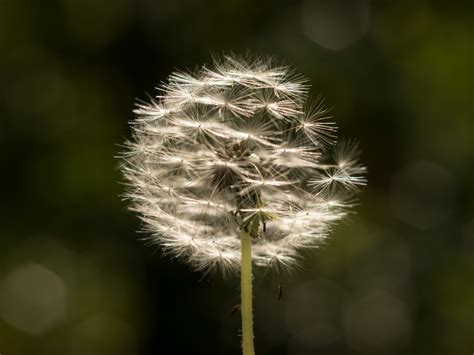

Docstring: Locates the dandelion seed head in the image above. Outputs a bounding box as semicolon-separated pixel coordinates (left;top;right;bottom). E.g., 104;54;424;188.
120;54;366;274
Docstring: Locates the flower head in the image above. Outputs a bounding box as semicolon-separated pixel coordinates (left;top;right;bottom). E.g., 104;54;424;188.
121;54;366;274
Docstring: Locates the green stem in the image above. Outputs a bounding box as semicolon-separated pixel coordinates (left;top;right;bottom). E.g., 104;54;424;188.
240;230;255;355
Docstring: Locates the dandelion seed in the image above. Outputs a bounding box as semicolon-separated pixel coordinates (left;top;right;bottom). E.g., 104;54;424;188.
119;54;366;355
120;54;365;274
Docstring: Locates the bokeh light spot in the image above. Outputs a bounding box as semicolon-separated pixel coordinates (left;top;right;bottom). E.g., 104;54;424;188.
302;0;370;50
344;290;412;351
0;262;67;335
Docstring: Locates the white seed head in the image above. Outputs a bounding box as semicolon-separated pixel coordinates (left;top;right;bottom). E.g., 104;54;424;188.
120;54;366;275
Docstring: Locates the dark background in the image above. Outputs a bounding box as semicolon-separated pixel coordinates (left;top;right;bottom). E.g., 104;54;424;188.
1;0;473;354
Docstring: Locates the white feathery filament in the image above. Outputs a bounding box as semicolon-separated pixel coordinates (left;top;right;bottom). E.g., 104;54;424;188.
121;54;366;274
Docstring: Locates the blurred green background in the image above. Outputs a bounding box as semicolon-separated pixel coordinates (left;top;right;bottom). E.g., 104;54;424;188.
0;0;472;354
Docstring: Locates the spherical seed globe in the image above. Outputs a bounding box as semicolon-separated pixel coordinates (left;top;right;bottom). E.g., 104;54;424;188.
121;54;366;274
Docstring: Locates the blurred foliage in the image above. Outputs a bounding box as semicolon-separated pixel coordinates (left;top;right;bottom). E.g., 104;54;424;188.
0;0;472;354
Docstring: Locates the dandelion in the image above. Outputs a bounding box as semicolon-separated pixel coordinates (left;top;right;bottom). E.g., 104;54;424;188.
120;54;366;355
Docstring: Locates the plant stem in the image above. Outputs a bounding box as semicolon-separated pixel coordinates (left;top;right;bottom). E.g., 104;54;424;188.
240;230;255;355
